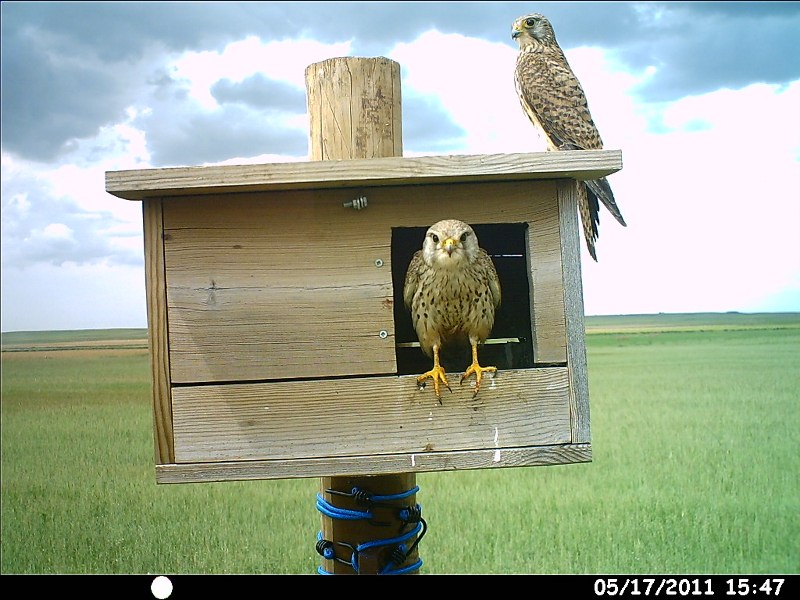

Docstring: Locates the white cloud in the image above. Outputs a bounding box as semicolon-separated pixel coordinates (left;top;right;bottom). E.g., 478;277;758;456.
2;26;799;331
1;262;146;332
392;32;800;315
41;223;74;240
581;80;800;314
169;36;353;109
390;30;537;155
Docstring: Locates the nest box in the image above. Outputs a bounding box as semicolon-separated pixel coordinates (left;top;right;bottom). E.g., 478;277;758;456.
105;149;622;483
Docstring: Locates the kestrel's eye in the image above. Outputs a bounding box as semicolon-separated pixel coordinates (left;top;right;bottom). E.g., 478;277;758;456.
431;234;439;243
525;18;537;27
460;232;469;242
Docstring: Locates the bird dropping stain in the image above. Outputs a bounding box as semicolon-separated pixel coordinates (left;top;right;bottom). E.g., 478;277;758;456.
207;279;218;307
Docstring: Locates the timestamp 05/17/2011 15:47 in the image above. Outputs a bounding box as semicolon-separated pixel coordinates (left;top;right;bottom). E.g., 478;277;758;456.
593;577;791;597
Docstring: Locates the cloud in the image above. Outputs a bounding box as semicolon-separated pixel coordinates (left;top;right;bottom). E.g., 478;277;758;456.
3;2;799;164
1;156;142;269
129;36;356;166
1;2;798;331
609;2;800;102
140;105;308;167
1;262;147;331
0;20;131;161
211;73;306;111
581;79;800;314
391;30;538;155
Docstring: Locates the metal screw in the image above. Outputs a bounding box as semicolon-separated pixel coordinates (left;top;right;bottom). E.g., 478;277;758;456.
374;259;384;268
379;330;388;339
343;196;368;210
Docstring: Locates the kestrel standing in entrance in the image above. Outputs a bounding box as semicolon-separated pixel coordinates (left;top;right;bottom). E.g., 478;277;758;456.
512;12;626;261
403;219;502;402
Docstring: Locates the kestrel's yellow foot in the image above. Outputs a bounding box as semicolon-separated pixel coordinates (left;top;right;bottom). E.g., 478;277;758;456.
460;361;497;398
417;365;451;404
460;341;497;398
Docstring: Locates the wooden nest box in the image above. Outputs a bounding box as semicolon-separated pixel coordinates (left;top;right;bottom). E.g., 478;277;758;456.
106;149;621;484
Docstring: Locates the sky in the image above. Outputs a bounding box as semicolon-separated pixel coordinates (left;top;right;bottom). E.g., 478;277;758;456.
1;1;799;332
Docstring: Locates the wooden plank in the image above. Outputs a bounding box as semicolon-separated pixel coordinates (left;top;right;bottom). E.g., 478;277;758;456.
162;181;566;383
558;180;592;444
142;199;174;463
306;56;402;160
105;150;623;200
155;444;593;483
170;367;572;464
163;194;396;382
307;56;413;576
168;285;395;382
527;187;567;363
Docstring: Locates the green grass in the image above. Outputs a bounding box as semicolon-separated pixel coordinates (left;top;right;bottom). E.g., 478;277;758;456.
1;328;148;346
2;314;799;574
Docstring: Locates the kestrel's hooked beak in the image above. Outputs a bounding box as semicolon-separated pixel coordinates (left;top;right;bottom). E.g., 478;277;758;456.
442;238;457;256
511;26;522;39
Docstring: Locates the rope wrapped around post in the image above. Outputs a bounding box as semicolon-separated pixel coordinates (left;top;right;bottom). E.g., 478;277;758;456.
315;485;427;575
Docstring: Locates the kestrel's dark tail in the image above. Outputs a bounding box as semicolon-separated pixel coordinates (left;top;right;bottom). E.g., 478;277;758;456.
576;177;627;261
586;176;627;228
577;182;600;261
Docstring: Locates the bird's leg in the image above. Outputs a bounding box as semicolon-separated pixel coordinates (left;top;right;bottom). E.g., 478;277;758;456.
416;344;451;403
460;340;497;398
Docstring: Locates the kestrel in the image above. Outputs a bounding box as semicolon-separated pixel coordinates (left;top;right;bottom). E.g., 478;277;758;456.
403;219;502;402
512;12;626;261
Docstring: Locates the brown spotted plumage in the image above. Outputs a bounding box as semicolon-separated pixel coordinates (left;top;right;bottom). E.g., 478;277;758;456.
512;12;626;260
403;219;501;402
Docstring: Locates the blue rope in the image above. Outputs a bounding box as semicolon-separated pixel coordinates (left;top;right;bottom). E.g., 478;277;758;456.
316;558;423;576
382;558;423;575
356;521;422;553
315;485;425;575
315;493;372;520
363;485;419;503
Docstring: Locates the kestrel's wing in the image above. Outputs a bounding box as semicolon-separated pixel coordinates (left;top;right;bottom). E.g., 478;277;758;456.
515;47;604;152
403;249;424;309
586;177;626;227
577;181;600;262
479;249;502;309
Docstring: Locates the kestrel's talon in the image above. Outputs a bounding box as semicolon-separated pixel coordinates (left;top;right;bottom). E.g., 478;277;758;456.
417;364;451;403
461;363;497;397
460;342;497;398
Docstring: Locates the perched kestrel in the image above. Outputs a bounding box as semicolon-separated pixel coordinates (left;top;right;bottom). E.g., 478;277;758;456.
512;12;626;261
403;219;502;402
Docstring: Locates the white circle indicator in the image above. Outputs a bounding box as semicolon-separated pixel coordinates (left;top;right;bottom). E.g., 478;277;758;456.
151;576;173;599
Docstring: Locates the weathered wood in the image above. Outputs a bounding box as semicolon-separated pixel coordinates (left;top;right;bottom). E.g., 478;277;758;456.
142;199;174;463
306;56;414;575
170;367;572;463
306;56;402;161
162;191;396;382
105;149;623;200
558;180;591;444
159;181;566;383
155;444;593;483
525;183;568;364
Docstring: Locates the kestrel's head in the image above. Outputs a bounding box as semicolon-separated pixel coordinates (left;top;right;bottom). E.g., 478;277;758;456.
421;219;480;270
511;13;557;48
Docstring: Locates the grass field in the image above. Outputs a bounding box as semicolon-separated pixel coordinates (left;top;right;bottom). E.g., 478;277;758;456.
1;313;798;574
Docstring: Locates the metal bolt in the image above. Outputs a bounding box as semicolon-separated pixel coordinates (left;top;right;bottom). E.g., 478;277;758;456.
374;259;384;268
343;196;368;210
379;330;388;339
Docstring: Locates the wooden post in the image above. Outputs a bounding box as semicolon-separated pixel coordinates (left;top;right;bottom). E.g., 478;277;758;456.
306;57;420;575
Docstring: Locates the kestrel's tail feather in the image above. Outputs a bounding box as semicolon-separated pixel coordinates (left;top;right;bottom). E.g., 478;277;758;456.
577;182;599;261
586;176;627;227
